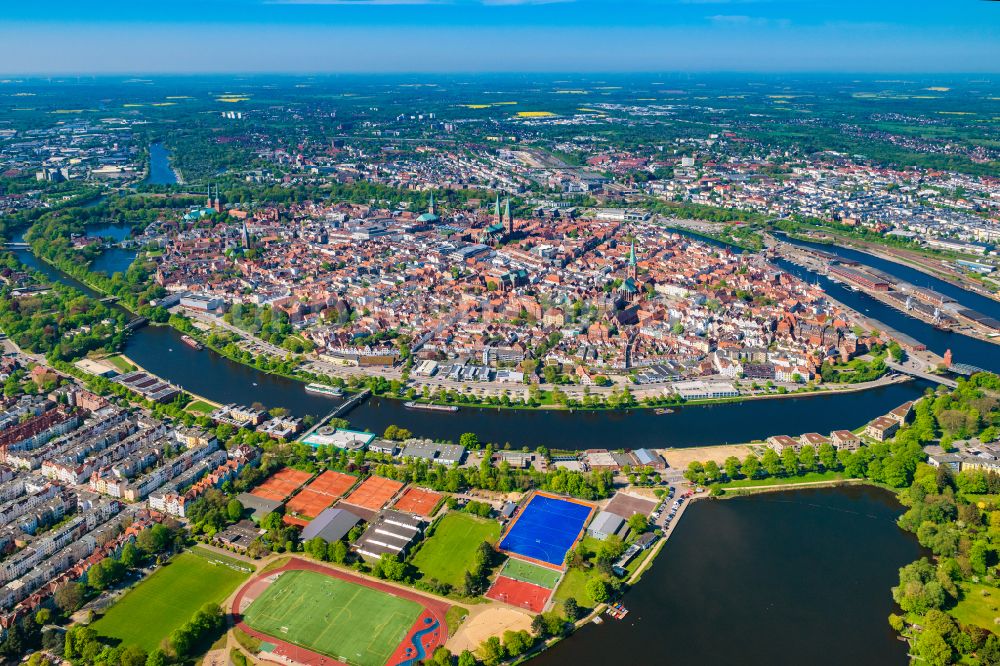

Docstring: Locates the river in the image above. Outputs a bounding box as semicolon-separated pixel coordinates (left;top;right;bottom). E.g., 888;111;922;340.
7;231;929;448
7;219;930;665
675;227;1000;373
530;486;922;666
147;143;179;185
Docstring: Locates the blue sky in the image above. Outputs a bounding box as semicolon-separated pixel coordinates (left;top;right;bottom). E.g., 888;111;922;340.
0;0;997;73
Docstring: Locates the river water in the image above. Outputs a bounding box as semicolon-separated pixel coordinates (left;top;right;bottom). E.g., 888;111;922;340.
773;233;1000;372
7;220;930;666
7;227;929;448
530;486;921;666
147;143;179;185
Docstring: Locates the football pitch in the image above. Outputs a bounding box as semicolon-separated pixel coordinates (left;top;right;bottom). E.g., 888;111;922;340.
499;558;562;589
92;550;250;652
242;570;422;666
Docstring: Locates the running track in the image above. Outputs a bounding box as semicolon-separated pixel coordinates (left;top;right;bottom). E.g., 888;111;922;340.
231;558;450;666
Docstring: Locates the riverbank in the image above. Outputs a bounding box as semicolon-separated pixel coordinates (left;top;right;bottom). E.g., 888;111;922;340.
118;353;223;410
783;228;1000;304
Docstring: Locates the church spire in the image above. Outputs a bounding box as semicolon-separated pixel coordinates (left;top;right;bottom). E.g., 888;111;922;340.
494;194;502;226
504;198;513;235
628;238;638;280
429;192;435;216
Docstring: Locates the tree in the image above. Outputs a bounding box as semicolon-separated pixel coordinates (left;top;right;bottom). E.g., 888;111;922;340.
563;597;582;621
781;447;799;476
120;541;141;569
627;513;648;534
478;636;505;666
376;553;406;581
741;454;761;479
761;448;782;477
146;648;169;666
54;583;83;613
328;540;348;564
723;456;741;481
460;432;480;449
914;629;952;666
226;498;244;522
120;645;148;666
502;630;533;657
458;650;478;666
585;578;610;604
430;647;453;666
798;445;816;472
818;443;838;471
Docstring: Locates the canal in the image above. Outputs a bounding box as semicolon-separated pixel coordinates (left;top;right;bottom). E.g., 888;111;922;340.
531;486;922;666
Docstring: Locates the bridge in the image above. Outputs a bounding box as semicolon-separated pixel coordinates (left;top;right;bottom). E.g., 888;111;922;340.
331;389;371;419
886;360;958;388
3;242;29;249
297;389;372;442
124;317;148;331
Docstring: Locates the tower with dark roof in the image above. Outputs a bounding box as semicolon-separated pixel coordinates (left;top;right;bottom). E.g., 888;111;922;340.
504;198;514;236
628;238;638;280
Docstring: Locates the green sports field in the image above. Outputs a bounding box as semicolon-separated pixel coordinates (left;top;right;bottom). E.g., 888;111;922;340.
92;550;251;652
499;558;561;589
242;570;421;666
411;512;501;589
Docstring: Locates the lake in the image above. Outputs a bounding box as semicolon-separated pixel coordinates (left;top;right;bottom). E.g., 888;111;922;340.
530;486;922;666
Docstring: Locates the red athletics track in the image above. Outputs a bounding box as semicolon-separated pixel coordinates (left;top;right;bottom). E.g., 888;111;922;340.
231;558;450;666
485;576;552;614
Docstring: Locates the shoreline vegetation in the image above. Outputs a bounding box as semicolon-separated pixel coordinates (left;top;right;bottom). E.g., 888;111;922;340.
683;373;1000;664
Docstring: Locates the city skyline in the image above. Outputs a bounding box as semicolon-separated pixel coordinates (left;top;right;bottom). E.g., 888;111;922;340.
1;0;998;74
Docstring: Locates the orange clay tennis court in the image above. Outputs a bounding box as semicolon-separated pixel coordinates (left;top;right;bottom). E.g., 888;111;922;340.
393;487;443;517
343;476;404;511
286;471;357;518
249;468;312;502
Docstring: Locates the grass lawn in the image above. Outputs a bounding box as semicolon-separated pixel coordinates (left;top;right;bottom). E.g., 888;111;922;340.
189;545;256;572
185;399;217;415
553;568;597;607
445;606;469;634
92;551;250;652
952;582;1000;631
721;470;845;490
242;570;421;666
411;512;501;589
499;559;562;590
104;355;135;374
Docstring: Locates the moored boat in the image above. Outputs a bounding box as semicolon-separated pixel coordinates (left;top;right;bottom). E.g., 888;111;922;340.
404;401;459;413
181;335;203;350
305;383;344;397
